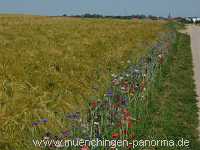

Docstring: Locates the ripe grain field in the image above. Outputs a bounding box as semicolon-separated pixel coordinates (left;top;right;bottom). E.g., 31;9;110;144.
0;15;169;149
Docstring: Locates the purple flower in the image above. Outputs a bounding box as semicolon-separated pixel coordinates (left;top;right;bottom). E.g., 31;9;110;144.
32;122;38;126
41;118;48;123
63;130;71;137
107;90;113;97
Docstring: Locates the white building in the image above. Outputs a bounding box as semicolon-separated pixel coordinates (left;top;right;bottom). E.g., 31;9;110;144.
192;17;200;23
186;17;200;23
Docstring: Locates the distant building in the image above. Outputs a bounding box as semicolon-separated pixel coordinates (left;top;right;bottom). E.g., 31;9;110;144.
192;17;200;23
185;17;200;23
168;13;172;19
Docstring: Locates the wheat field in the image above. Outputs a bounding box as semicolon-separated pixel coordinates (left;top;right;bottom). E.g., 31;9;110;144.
0;15;169;149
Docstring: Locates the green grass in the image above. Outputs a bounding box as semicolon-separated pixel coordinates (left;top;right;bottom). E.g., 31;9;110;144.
0;15;170;149
143;33;200;149
165;21;186;30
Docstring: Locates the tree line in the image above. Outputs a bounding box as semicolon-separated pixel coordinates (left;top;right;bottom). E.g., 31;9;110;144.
62;13;167;20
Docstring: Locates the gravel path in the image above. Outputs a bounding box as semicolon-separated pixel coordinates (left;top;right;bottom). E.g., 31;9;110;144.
182;25;200;135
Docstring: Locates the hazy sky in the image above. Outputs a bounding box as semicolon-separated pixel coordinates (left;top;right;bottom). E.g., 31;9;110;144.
0;0;199;17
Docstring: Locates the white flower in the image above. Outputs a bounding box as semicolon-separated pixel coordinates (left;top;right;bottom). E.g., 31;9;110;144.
121;87;125;90
43;136;50;140
134;69;140;73
111;73;117;78
94;122;99;125
127;60;131;64
119;76;123;80
158;54;162;58
111;73;115;77
143;74;146;77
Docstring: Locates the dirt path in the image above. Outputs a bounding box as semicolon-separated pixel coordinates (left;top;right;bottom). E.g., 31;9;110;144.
181;25;200;135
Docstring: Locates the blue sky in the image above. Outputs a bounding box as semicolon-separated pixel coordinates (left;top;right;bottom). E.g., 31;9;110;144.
0;0;199;17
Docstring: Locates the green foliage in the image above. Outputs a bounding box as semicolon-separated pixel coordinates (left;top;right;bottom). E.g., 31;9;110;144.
144;33;200;150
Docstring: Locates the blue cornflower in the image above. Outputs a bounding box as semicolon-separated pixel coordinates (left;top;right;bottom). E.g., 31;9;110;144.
107;90;113;97
41;118;48;123
32;122;38;126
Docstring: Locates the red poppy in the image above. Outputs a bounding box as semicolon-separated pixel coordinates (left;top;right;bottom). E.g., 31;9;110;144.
128;143;133;149
122;109;129;114
81;145;89;150
91;101;97;109
126;112;131;117
123;115;130;121
112;133;120;139
122;130;128;135
128;120;132;128
123;110;131;119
